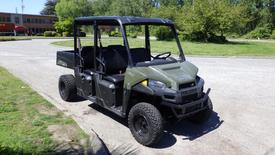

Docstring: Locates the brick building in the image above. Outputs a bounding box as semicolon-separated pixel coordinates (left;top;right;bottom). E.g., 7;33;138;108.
0;12;57;35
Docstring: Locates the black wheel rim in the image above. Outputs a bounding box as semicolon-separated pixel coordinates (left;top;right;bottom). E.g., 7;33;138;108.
133;114;149;138
59;81;66;97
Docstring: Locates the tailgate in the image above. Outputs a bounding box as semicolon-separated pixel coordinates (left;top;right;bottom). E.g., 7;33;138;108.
56;50;76;69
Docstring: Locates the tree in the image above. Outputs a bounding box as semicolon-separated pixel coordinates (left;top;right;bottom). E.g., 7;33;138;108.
93;0;112;16
106;0;154;16
176;0;249;42
55;0;93;20
226;0;273;32
54;18;74;36
40;0;58;15
55;0;94;35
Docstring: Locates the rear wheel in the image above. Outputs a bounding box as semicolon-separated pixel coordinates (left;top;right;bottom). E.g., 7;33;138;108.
58;74;77;101
188;98;213;124
128;102;163;146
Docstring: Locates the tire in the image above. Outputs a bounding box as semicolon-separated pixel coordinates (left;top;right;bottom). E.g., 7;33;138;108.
188;98;213;124
128;102;163;146
58;74;77;101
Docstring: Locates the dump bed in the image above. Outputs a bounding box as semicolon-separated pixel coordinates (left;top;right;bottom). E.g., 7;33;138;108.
56;50;76;69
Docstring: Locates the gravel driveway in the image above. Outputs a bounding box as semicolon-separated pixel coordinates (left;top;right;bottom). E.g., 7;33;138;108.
0;39;275;155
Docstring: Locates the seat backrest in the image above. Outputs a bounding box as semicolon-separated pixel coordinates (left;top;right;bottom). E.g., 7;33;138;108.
80;46;94;69
130;48;151;65
101;45;128;74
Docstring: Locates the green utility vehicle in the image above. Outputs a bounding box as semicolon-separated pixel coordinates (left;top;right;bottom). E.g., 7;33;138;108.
56;16;212;146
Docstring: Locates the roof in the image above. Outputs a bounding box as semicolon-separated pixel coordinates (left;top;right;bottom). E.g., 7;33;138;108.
74;16;173;25
0;12;56;18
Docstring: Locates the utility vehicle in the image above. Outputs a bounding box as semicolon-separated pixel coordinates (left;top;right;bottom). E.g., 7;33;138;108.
56;16;213;146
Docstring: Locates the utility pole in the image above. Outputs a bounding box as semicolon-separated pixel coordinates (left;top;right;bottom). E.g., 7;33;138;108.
21;0;25;14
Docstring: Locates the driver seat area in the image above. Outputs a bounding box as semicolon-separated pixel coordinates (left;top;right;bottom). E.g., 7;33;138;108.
101;45;128;84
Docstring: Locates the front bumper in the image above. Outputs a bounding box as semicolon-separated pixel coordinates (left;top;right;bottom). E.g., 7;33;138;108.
160;88;210;119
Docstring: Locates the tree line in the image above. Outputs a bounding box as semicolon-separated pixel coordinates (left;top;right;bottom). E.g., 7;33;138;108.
41;0;275;42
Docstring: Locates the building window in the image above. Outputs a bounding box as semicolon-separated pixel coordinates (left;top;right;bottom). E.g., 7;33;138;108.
27;18;30;23
15;17;20;24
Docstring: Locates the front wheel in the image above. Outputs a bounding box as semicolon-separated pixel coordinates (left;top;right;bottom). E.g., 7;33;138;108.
128;102;163;146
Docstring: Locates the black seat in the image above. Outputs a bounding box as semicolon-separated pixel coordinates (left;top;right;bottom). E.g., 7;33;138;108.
130;48;151;65
101;45;128;74
100;45;128;84
80;46;95;69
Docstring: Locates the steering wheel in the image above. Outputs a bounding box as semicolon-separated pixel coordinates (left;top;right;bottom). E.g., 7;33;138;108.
153;52;171;59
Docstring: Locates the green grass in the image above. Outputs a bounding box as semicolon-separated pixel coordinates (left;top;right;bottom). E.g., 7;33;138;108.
52;38;275;56
0;67;88;154
0;36;31;41
0;36;73;41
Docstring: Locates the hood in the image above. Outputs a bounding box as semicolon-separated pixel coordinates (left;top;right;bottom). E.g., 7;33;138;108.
124;61;198;90
149;61;198;89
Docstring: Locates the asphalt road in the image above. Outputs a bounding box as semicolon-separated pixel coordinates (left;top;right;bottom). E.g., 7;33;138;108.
1;39;275;155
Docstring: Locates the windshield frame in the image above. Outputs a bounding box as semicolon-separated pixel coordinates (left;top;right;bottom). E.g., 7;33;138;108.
121;23;186;67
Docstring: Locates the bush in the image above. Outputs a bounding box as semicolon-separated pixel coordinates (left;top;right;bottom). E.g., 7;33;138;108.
207;34;228;43
155;27;174;41
62;32;71;37
178;31;207;41
190;31;208;42
79;32;86;37
54;18;73;36
271;30;275;39
244;24;272;39
108;31;121;37
178;31;190;41
128;32;137;38
44;31;56;37
35;33;44;36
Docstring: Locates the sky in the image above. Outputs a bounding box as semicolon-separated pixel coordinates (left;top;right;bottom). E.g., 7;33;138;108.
0;0;45;15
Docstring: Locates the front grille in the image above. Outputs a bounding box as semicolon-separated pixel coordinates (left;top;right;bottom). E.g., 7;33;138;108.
179;82;196;90
186;103;201;113
182;93;198;104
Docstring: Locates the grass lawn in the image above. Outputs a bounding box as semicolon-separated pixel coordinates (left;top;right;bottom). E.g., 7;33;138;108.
52;38;275;56
0;36;73;41
0;67;89;154
0;36;32;41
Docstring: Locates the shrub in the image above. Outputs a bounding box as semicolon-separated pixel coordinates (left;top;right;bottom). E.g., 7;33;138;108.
35;33;43;36
108;31;121;37
62;32;71;37
244;24;272;39
79;32;86;37
191;31;209;42
155;27;174;41
271;30;275;39
54;18;73;36
178;31;190;41
44;31;56;37
207;34;228;43
128;32;137;38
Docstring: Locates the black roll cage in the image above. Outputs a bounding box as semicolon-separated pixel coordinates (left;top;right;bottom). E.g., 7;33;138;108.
73;16;186;69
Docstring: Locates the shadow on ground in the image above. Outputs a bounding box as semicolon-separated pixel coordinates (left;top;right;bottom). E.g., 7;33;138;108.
89;103;223;149
153;111;223;148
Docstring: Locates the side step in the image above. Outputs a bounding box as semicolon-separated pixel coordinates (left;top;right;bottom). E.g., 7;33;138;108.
87;95;125;117
87;95;96;103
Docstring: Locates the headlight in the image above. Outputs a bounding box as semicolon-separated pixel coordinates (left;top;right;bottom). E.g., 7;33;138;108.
148;80;167;89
